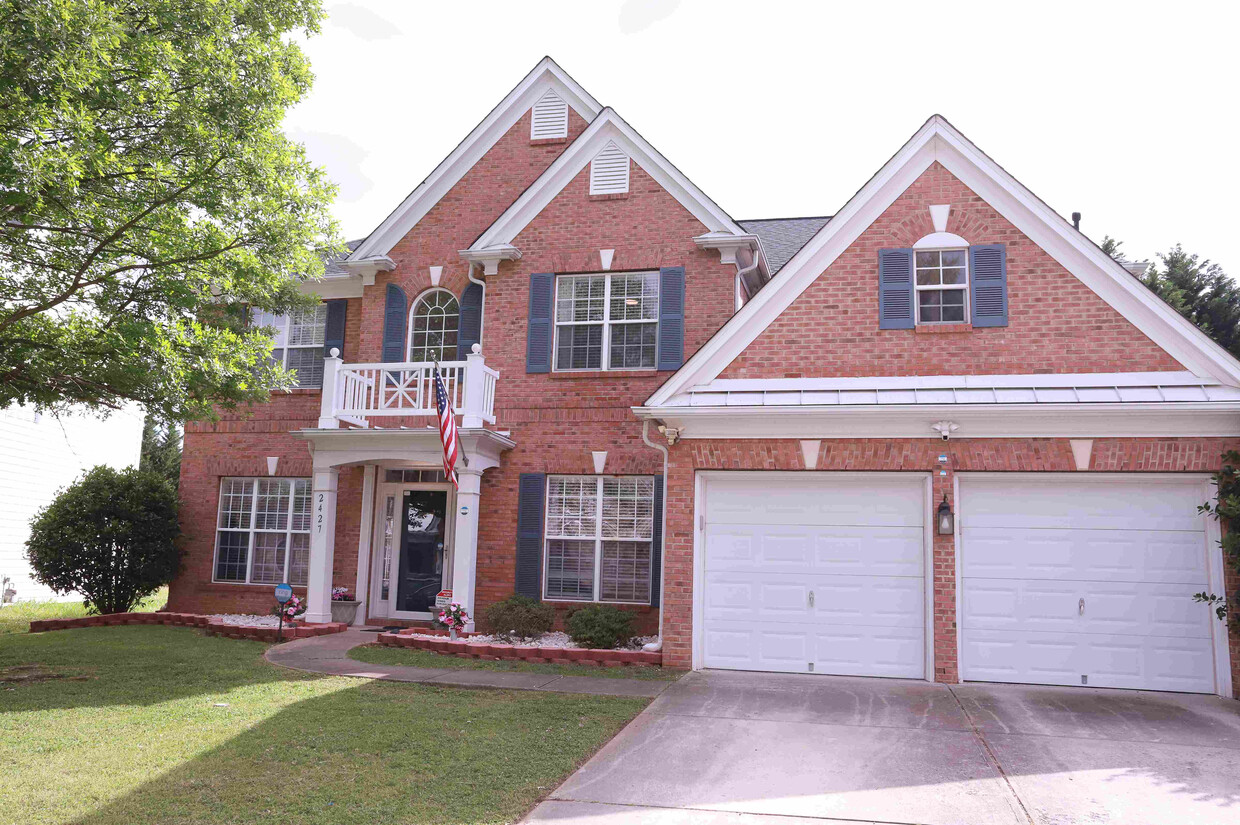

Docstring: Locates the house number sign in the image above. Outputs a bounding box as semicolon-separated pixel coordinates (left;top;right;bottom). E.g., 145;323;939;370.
317;492;326;534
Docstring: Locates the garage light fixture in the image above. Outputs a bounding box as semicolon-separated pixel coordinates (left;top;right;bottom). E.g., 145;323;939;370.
937;495;954;535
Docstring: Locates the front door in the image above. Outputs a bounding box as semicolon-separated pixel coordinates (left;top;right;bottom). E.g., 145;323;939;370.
395;490;447;614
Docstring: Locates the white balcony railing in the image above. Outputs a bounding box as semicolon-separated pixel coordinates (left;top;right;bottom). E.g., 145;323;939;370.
317;346;498;429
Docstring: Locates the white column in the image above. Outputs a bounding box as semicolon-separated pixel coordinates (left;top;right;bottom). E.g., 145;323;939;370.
352;464;376;626
461;345;486;429
304;467;339;624
450;468;483;631
317;349;341;429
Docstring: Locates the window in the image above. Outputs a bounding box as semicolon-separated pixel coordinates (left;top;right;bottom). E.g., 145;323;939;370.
252;306;327;388
915;249;969;324
554;272;658;371
544;475;654;603
213;478;311;586
408;289;459;362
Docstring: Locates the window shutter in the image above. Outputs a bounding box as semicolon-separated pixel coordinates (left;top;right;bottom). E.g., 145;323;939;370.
381;284;407;362
657;266;685;370
515;473;546;599
526;273;554;373
457;282;483;359
878;248;915;329
530;89;568;140
969;244;1009;327
650;474;664;608
323;299;347;359
590;141;630;195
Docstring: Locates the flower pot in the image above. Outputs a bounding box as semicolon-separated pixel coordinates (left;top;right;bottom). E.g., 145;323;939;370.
330;600;360;625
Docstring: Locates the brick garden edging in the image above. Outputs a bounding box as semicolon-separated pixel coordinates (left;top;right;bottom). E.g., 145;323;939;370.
376;629;663;667
28;611;348;643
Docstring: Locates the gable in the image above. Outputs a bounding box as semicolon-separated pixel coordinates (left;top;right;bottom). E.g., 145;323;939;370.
722;162;1184;379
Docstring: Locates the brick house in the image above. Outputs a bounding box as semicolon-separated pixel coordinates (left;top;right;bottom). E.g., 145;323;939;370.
168;57;1239;698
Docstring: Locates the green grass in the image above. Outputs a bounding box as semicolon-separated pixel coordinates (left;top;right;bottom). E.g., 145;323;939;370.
349;643;685;682
0;625;648;825
0;587;167;635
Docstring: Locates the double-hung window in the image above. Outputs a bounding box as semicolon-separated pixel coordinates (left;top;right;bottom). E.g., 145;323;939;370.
214;478;312;585
544;475;655;603
914;249;969;324
252;305;327;388
554;272;659;370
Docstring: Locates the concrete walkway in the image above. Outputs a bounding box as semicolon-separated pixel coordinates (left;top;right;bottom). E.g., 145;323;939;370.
525;669;1240;825
263;628;674;697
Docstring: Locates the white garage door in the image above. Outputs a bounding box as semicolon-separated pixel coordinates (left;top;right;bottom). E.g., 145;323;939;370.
700;474;926;677
960;476;1218;693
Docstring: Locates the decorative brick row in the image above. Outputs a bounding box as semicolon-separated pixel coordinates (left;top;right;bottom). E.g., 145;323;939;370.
376;631;663;667
27;611;348;643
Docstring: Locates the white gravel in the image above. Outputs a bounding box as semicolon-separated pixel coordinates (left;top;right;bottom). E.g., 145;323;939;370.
401;630;660;650
209;613;282;628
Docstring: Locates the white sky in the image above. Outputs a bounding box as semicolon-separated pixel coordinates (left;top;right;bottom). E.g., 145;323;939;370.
285;0;1238;272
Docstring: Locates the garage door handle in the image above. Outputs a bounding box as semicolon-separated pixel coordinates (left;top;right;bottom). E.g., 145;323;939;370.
1079;597;1085;616
808;590;815;608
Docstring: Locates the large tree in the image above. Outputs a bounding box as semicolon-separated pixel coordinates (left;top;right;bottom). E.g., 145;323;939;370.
0;0;339;420
139;413;182;490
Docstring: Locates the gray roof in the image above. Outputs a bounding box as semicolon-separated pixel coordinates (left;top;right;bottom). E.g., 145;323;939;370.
324;239;366;276
738;216;832;274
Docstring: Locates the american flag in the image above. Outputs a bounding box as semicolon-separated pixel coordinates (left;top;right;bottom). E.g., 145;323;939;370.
433;365;459;488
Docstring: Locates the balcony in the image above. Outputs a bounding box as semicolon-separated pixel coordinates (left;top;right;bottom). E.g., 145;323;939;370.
317;346;498;429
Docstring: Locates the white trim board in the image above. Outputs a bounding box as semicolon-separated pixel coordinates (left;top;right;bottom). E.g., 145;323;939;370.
349;57;602;261
645;115;1240;408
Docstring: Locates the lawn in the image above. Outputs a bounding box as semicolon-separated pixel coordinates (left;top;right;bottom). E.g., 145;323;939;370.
350;643;685;682
0;626;648;825
0;588;167;635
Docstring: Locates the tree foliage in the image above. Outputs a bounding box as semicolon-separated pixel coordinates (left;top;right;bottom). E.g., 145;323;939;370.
0;0;340;420
1140;246;1240;359
26;465;181;614
139;413;182;490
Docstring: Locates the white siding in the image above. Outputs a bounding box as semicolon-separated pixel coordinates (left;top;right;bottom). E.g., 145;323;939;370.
0;405;144;602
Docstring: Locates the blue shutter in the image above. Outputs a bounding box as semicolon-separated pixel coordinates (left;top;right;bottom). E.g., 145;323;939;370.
878;249;915;329
657;266;686;370
457;282;483;359
515;473;546;599
969;244;1009;327
323;299;347;359
650;474;664;607
526;273;554;373
381;284;407;362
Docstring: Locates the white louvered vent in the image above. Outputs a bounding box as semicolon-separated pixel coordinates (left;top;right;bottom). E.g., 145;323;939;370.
590;141;630;195
530;89;568;140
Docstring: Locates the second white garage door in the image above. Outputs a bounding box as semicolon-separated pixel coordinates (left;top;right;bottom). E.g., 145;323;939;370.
700;474;927;677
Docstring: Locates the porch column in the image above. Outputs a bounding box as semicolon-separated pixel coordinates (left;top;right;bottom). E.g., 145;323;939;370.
450;468;483;631
304;467;339;624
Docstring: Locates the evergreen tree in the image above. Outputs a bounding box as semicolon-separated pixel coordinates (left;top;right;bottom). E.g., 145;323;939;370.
139;414;182;491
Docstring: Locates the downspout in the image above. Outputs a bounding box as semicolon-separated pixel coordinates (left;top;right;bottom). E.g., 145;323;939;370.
641;419;669;652
734;243;761;310
466;262;485;348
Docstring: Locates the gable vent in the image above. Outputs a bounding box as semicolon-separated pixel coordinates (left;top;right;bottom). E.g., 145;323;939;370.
590;141;630;195
531;89;568;140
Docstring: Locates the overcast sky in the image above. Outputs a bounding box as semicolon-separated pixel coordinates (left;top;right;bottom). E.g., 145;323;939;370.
285;1;1237;272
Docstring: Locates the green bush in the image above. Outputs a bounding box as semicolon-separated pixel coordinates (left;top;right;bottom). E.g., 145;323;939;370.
26;466;181;615
484;594;554;642
566;605;634;650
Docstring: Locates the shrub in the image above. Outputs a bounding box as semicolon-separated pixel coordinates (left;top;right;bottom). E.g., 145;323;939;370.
566;605;634;650
484;594;554;642
26;466;181;615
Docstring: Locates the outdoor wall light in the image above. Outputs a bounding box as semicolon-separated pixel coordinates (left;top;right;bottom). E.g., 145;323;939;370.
937;494;954;535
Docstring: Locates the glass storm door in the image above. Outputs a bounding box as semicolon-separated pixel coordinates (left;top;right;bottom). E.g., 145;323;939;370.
396;490;446;614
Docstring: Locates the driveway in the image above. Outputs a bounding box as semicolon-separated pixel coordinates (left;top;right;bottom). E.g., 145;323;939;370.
525;669;1240;825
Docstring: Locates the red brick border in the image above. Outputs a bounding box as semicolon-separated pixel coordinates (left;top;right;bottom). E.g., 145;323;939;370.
376;631;663;667
27;611;348;643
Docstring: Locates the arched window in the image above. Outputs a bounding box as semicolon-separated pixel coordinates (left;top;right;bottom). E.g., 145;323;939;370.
407;289;459;362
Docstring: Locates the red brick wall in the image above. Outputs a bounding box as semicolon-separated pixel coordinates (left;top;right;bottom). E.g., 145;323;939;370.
659;437;1239;697
722;162;1185;378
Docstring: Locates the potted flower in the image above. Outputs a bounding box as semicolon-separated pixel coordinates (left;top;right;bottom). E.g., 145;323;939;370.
438;602;469;640
330;586;360;625
272;594;306;626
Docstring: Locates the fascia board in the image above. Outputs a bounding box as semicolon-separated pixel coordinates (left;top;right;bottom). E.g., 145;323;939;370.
299;277;362;300
350;59;601;261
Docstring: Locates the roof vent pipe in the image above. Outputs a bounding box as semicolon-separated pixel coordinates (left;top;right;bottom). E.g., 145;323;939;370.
1072;212;1081;230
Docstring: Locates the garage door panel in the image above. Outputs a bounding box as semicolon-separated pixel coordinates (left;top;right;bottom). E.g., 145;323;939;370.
703;572;812;624
812;625;925;678
814;527;923;576
961;480;1205;532
963;579;1081;633
813;575;923;627
705;476;925;527
962;527;1207;584
706;524;922;576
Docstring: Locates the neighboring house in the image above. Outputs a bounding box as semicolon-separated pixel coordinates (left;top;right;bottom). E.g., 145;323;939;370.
0;405;144;602
167;58;1239;699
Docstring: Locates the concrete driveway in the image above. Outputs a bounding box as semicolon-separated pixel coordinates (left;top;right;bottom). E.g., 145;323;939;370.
525;669;1240;825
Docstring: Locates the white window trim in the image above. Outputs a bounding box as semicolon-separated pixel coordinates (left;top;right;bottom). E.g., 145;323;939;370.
552;271;659;372
212;477;311;586
542;475;654;605
914;247;970;326
406;287;461;363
